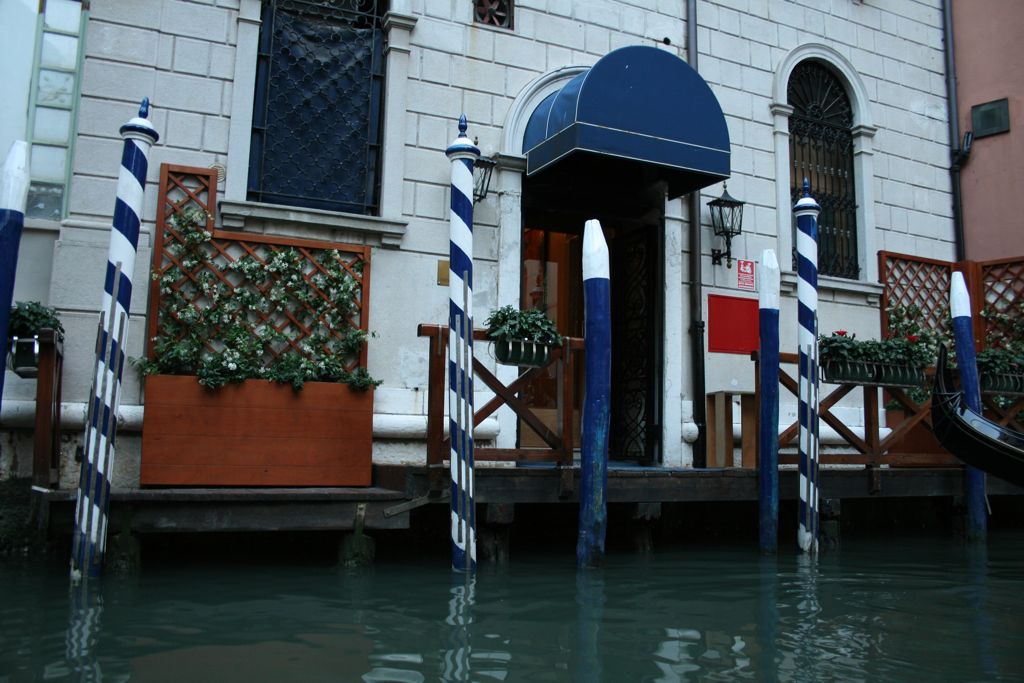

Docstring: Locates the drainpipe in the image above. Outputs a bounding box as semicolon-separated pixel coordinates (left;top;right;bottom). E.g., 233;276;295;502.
943;0;967;261
686;0;708;467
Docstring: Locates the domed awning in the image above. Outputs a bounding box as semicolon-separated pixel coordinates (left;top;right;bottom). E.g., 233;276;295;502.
523;46;730;199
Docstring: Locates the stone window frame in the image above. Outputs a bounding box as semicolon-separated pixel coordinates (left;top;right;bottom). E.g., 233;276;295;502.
222;0;415;247
771;44;882;299
26;0;88;222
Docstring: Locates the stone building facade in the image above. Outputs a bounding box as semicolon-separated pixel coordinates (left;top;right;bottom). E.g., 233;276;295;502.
0;0;955;484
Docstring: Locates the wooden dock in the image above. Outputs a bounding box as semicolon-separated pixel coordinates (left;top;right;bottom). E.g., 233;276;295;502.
37;464;1024;536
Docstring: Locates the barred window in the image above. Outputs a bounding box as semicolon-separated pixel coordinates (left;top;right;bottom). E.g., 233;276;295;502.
248;0;385;215
788;60;859;279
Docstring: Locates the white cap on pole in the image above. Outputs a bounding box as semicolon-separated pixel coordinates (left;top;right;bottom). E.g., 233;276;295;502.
951;271;971;319
1;141;30;213
759;249;780;310
583;219;609;281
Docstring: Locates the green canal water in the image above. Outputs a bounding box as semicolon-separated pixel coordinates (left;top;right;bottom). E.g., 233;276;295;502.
2;533;1023;682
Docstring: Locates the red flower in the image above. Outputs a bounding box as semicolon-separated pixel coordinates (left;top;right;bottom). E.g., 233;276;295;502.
834;330;848;336
906;334;919;343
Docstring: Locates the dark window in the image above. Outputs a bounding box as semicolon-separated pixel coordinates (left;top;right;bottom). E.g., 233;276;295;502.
971;98;1010;139
473;0;513;29
248;0;385;215
788;60;859;280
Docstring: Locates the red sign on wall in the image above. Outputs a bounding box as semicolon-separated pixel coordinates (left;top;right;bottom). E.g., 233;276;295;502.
737;259;755;291
707;294;759;354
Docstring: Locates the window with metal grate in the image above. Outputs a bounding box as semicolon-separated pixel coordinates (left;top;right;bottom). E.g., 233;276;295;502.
787;60;859;280
248;0;385;215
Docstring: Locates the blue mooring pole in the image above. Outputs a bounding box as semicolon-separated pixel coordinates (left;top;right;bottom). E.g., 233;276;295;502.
758;249;781;554
71;99;159;581
0;141;30;407
950;271;987;543
445;115;480;572
794;179;821;554
577;219;611;568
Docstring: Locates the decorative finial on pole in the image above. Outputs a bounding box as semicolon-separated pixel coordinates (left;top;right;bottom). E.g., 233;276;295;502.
119;98;159;143
458;114;468;137
802;177;811;197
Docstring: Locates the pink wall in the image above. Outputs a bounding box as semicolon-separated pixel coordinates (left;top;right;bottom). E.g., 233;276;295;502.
954;0;1024;262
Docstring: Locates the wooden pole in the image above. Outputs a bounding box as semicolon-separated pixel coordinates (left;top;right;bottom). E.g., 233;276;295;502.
71;99;158;581
951;271;987;542
758;249;780;554
445;115;479;572
794;179;821;554
0;141;30;407
577;219;610;568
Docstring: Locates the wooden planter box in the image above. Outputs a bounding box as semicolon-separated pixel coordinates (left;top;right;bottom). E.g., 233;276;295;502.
141;375;373;486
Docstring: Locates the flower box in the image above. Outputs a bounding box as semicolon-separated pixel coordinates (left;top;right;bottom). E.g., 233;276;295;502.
140;375;373;486
493;338;554;367
821;359;874;384
8;336;41;378
980;371;1024;396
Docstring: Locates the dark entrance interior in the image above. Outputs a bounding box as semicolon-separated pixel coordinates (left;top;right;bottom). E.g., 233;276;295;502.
520;157;665;463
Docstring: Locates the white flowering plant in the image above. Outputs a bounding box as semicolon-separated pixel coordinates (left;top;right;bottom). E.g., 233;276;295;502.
135;207;378;391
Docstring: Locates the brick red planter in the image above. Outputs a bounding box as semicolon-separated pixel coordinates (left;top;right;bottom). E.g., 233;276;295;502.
140;375;373;486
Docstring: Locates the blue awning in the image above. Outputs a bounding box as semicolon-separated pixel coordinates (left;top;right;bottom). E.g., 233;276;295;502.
523;46;730;199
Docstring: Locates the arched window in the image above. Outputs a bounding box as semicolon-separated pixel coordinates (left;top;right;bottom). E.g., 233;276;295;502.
788;61;859;279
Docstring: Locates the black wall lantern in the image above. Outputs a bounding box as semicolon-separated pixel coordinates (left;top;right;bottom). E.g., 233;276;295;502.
473;156;497;203
708;182;744;268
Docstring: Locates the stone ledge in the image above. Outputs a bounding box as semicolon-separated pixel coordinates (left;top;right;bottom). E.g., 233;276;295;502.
218;199;407;248
781;271;883;306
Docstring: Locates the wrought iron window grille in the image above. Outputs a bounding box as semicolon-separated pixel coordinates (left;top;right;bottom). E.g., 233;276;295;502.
248;0;385;216
787;60;860;280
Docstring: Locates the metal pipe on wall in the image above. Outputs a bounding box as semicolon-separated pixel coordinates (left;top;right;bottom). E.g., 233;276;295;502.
686;0;708;467
943;0;967;262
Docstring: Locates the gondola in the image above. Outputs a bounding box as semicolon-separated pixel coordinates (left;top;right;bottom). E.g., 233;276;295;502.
931;344;1024;487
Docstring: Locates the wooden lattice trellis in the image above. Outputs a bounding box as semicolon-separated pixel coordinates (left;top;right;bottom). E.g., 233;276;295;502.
976;257;1024;349
878;251;956;339
880;251;1024;351
146;164;371;375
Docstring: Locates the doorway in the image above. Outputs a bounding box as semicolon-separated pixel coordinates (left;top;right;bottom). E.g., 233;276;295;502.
519;172;665;464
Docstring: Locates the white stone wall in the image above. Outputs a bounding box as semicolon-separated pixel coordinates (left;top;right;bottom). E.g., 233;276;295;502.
3;0;956;481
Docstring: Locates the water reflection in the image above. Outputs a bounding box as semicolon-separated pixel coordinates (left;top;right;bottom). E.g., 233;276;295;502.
65;584;104;682
2;535;1022;682
441;576;475;682
573;570;604;682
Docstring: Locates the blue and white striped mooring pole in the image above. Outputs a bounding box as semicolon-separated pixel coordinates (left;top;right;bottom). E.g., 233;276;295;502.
71;99;159;580
758;248;781;554
446;115;479;572
0;141;30;407
951;271;988;542
577;219;611;569
795;179;821;554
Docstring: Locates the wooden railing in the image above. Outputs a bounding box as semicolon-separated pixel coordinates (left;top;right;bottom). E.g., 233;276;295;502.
418;324;584;495
32;329;64;488
751;351;958;467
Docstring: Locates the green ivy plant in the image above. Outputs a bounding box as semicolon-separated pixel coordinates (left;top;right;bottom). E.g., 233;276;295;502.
484;305;563;345
135;207;379;391
8;301;64;340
